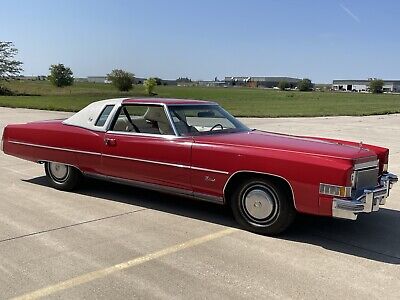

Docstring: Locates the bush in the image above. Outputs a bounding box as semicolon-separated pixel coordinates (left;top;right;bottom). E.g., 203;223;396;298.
0;85;14;96
144;78;157;95
154;77;162;85
297;78;313;91
48;64;74;87
369;79;384;94
278;80;290;91
107;69;135;91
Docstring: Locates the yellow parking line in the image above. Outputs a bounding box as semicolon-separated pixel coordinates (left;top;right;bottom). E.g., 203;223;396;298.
12;227;238;300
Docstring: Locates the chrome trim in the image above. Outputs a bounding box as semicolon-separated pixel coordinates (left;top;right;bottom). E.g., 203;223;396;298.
332;172;398;220
191;166;229;175
192;192;223;203
383;163;388;173
106;130;180;139
354;159;379;170
163;104;179;136
222;170;296;209
102;153;190;169
85;172;223;204
8;140;101;156
107;102;183;136
123;101;218;106
9;140;229;174
103;153;229;174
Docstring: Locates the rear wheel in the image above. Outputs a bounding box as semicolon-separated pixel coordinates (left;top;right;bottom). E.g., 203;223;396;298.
45;162;81;191
230;178;296;235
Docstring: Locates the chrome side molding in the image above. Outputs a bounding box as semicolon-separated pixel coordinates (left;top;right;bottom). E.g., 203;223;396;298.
84;172;224;204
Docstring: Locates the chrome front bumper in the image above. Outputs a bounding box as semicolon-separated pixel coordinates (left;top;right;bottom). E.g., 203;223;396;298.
332;173;398;220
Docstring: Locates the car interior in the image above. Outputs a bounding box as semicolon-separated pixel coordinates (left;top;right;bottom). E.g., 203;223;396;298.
112;105;174;135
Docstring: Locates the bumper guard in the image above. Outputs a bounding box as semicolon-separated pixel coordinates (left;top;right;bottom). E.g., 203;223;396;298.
332;172;398;220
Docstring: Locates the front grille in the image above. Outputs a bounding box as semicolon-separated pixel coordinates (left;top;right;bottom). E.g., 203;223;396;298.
355;167;379;189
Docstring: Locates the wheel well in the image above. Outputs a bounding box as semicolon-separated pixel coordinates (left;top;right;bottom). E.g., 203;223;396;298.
224;172;295;206
40;160;82;174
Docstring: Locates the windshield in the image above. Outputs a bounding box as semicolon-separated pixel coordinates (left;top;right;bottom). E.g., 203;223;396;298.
168;104;249;136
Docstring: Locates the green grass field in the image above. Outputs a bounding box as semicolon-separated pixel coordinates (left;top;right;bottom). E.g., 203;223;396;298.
1;80;400;117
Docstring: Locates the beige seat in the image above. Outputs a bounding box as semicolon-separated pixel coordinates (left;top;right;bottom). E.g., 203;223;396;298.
144;107;174;135
113;116;133;132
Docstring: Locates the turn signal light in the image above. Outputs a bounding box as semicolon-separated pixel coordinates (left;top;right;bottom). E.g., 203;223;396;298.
319;183;352;198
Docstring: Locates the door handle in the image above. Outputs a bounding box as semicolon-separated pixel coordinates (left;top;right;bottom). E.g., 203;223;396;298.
104;138;117;146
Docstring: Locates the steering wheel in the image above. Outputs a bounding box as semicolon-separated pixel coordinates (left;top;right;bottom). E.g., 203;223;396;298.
210;124;224;131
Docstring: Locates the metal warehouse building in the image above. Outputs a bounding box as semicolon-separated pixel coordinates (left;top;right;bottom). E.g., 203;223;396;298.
332;79;400;93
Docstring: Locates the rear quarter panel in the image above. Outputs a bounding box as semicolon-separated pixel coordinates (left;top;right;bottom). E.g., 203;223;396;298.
3;121;105;173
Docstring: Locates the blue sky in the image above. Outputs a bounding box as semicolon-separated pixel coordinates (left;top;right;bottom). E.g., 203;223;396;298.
1;0;399;83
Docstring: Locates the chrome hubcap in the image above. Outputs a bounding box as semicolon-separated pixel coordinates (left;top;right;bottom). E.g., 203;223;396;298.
49;163;68;181
242;184;278;223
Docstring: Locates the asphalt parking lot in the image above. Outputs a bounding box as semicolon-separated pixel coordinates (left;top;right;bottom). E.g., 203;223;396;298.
0;107;399;299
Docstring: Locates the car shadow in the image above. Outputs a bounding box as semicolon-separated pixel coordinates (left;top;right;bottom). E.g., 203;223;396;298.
24;176;400;265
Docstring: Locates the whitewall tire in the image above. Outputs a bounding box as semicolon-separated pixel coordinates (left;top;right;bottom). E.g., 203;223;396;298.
45;162;81;191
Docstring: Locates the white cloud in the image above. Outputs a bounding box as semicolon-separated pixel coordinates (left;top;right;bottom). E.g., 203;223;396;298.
339;3;360;23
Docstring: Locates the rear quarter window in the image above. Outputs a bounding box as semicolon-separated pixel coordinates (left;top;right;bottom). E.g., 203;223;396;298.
95;105;114;127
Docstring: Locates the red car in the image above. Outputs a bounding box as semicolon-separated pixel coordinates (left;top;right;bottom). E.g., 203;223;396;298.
1;98;398;234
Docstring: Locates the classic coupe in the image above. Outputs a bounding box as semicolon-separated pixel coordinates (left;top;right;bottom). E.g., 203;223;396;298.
1;98;398;234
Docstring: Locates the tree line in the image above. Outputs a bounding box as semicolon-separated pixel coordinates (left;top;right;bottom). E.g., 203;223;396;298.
0;41;387;95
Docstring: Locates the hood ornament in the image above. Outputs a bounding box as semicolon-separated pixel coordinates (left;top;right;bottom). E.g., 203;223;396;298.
359;141;363;148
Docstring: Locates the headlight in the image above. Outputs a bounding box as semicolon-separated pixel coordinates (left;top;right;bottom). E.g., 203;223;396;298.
319;183;352;198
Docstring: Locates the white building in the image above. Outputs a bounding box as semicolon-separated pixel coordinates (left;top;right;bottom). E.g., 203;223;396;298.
87;76;110;83
332;79;400;93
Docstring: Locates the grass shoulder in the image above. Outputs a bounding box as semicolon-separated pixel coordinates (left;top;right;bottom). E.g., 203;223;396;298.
0;81;400;117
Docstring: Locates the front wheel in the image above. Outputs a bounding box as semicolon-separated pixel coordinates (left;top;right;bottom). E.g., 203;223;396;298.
230;178;296;235
45;162;81;191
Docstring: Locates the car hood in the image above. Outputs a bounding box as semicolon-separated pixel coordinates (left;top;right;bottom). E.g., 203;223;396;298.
193;130;376;161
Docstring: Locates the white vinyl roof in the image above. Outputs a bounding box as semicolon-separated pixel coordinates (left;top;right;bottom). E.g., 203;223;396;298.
63;98;127;131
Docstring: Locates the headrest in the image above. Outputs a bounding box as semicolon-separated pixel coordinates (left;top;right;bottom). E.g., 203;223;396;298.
144;107;168;123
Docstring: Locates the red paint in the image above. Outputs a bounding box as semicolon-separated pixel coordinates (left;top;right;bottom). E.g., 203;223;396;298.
2;99;389;218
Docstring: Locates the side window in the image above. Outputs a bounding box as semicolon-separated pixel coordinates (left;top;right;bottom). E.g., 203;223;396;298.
111;105;174;135
95;105;114;127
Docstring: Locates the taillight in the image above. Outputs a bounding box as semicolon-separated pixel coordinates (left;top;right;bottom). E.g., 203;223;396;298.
1;126;8;152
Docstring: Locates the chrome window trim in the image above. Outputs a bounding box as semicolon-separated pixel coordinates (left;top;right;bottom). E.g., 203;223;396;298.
107;103;179;137
123;102;218;106
222;170;296;208
63;102;220;134
94;104;115;127
164;104;179;136
106;130;181;139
